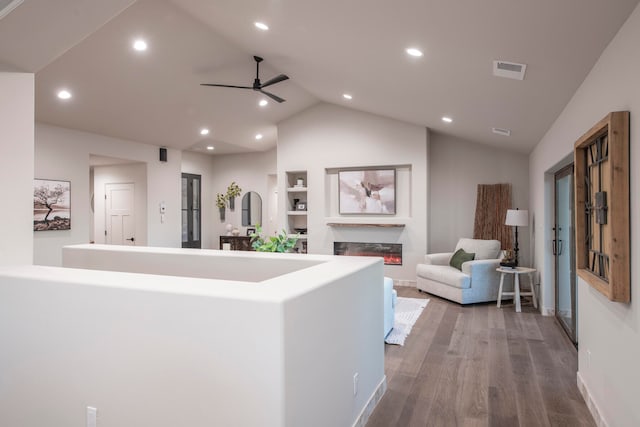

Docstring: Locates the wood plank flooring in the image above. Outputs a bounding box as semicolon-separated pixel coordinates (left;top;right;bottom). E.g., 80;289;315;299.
366;287;594;427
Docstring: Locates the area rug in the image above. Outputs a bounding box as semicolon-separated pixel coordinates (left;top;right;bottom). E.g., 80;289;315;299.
385;297;429;346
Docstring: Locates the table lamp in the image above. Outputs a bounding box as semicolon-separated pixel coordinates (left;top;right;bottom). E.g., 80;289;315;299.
505;208;528;266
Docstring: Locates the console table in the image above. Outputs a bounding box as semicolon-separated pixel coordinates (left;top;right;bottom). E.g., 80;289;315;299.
219;236;254;251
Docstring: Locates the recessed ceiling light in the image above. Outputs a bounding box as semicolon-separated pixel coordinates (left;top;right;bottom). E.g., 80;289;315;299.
343;93;353;100
442;117;453;123
254;22;269;31
200;128;210;136
206;146;215;151
406;48;423;57
255;134;263;140
259;99;268;107
57;89;72;100
133;39;147;51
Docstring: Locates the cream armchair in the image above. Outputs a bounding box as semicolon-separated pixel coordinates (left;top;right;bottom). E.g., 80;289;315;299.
416;238;503;304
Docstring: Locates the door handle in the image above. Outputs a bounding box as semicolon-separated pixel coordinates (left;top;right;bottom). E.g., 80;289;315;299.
557;239;563;256
126;237;135;242
552;239;557;255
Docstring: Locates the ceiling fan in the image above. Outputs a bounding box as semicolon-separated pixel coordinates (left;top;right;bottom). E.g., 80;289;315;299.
201;56;289;103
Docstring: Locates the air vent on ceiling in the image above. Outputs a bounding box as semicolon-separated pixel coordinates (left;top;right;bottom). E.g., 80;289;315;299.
493;60;527;80
492;127;512;136
0;0;23;20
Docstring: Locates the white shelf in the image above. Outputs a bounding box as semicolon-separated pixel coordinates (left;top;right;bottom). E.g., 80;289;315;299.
289;234;308;240
287;186;308;192
324;217;409;227
288;211;308;216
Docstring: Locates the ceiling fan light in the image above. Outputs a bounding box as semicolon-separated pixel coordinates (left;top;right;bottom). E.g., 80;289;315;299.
259;99;268;107
255;133;263;140
254;22;269;31
406;47;423;57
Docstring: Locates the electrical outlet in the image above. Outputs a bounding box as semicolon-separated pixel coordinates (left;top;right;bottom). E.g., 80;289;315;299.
87;406;97;427
353;372;359;396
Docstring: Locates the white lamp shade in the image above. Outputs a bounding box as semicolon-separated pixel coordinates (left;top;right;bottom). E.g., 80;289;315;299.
505;209;529;227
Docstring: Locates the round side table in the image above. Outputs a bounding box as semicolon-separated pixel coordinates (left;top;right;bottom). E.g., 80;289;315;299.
496;267;538;312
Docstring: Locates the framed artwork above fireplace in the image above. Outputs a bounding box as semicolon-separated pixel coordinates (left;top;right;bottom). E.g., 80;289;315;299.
338;168;396;215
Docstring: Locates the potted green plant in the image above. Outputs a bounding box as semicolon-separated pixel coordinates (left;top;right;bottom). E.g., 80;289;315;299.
216;193;227;221
226;181;242;210
249;224;299;253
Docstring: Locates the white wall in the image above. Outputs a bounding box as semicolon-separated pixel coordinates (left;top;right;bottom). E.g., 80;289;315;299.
429;132;530;263
278;103;428;282
35;123;181;265
181;151;215;248
208;149;277;248
93;163;148;246
529;4;640;425
0;73;34;266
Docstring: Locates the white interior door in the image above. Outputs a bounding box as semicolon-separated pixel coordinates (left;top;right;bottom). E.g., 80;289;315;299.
105;183;135;245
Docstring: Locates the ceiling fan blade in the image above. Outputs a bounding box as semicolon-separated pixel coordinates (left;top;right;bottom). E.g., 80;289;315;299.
259;89;286;103
200;83;253;89
260;74;289;88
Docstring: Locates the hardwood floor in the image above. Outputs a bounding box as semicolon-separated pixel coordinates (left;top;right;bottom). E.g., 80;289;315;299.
366;287;594;427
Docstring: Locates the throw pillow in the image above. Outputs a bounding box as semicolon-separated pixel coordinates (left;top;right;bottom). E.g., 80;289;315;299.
449;248;475;271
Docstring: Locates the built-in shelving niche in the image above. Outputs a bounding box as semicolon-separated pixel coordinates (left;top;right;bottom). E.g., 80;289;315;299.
323;164;412;220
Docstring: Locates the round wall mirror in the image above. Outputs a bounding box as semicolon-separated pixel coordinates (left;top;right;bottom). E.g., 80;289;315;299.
241;191;262;226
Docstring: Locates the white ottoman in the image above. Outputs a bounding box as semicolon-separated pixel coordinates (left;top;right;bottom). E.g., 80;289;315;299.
384;277;397;338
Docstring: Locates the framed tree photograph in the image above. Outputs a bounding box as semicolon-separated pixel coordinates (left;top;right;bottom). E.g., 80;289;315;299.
33;179;71;231
339;168;396;215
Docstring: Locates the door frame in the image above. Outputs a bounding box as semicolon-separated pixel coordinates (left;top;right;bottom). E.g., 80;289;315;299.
554;163;577;345
105;182;136;245
182;173;202;249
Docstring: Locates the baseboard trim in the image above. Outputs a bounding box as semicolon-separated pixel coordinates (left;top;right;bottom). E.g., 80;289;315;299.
352;375;387;427
577;371;608;427
541;307;555;316
394;279;415;287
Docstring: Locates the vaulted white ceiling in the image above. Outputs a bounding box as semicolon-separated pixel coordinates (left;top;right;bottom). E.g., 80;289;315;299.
1;0;638;154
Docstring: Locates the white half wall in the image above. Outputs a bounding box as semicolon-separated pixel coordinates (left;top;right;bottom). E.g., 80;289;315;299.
278;103;428;281
35;123;182;265
529;4;640;425
208;149;277;247
0;72;34;266
429;132;530;264
2;246;384;427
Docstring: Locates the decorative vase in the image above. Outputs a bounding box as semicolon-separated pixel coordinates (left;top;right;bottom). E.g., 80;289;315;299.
232;227;240;236
229;197;235;210
219;207;225;221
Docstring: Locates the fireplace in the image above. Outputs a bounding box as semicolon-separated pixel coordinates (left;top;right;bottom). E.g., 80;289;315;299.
333;242;402;265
